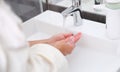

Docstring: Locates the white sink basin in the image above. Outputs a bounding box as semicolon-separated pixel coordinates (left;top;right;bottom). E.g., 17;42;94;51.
22;10;120;72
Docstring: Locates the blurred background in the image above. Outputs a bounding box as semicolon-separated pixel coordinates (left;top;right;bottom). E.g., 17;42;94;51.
4;0;105;23
5;0;41;21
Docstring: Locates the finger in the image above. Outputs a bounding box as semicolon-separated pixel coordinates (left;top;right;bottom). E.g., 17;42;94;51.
65;36;75;46
64;33;73;38
74;32;82;43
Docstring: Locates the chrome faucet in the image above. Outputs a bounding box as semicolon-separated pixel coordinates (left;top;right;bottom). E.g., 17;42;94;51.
61;0;82;26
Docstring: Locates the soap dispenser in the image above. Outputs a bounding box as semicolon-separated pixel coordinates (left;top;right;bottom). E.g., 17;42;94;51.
106;0;120;39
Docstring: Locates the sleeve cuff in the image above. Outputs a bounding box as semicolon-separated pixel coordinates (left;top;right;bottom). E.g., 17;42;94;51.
30;44;68;72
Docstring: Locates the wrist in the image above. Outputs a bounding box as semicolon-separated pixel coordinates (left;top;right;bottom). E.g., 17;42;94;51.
29;39;51;47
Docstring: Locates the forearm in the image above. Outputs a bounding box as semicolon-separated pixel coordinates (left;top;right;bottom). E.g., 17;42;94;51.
29;39;51;47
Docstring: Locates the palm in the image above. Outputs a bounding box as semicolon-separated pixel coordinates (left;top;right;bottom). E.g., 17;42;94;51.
50;33;73;43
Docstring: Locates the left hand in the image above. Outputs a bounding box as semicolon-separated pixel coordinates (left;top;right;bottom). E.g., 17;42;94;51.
50;32;82;55
48;33;73;43
29;33;73;46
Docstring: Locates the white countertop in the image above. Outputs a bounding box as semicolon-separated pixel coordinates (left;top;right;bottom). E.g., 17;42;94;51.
23;10;120;72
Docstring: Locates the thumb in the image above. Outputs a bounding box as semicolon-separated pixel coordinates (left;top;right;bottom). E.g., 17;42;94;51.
74;32;82;43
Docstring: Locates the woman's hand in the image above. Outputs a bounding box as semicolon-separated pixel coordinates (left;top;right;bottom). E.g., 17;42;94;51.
29;33;73;46
50;33;81;55
48;33;73;43
29;32;82;56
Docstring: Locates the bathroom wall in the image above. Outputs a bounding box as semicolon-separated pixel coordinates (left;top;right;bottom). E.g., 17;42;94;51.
5;0;41;21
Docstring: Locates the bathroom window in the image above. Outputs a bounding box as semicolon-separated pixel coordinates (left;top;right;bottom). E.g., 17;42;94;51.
5;0;41;21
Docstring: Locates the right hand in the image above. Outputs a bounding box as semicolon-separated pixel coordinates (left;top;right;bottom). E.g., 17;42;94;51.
51;32;82;56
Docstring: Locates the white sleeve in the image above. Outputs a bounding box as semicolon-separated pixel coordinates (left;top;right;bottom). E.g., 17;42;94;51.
28;44;68;72
0;45;7;72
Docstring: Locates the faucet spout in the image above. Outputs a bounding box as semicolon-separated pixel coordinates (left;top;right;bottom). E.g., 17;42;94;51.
61;6;74;17
61;0;82;26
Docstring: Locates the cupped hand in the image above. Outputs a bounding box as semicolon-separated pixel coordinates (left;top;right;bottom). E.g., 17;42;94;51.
29;32;82;56
50;32;82;56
